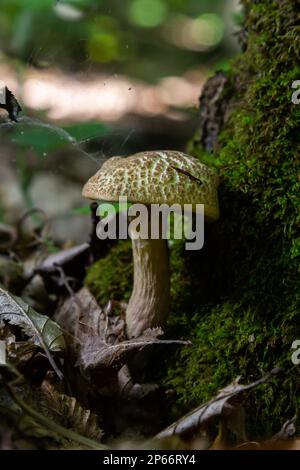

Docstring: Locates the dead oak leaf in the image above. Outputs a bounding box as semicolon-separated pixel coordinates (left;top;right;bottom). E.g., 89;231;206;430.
78;328;190;375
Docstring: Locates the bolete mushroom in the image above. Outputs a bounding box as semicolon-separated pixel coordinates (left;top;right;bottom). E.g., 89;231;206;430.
82;151;219;338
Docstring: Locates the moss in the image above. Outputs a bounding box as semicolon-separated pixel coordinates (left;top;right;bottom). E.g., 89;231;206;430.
84;0;300;436
167;300;298;435
166;0;300;436
84;240;133;306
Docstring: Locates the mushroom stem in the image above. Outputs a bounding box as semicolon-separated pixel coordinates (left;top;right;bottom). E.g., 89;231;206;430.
126;233;170;338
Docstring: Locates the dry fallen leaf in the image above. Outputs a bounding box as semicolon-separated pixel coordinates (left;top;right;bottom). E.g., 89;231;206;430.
0;285;65;378
37;243;90;274
55;288;190;401
156;368;281;441
78;328;190;377
54;288;126;352
41;379;103;442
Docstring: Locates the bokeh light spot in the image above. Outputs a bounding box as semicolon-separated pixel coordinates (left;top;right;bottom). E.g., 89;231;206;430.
192;13;224;48
88;33;120;63
128;0;168;28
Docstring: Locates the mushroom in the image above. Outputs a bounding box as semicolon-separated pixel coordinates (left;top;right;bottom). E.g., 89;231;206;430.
82;151;219;338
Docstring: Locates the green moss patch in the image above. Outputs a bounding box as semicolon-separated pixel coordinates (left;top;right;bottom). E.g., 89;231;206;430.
168;0;300;435
84;240;133;306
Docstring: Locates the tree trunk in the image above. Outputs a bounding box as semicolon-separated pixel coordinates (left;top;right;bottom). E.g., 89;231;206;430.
172;0;300;433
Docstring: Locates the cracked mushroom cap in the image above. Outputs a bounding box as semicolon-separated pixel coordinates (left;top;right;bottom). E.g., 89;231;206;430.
82;151;219;221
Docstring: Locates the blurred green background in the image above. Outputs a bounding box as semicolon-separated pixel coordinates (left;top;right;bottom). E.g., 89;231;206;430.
0;0;240;244
0;0;240;78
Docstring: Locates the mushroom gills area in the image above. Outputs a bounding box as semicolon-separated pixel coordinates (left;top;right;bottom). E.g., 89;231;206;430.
126;235;170;338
